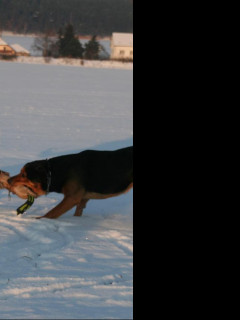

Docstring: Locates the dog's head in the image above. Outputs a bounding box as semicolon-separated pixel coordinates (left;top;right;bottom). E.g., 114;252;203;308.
8;161;49;198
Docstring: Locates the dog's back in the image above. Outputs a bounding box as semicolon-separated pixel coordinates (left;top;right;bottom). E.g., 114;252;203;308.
80;146;133;194
49;146;133;195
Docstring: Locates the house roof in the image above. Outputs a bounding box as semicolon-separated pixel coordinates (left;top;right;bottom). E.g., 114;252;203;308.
11;44;30;54
112;33;133;47
0;38;8;46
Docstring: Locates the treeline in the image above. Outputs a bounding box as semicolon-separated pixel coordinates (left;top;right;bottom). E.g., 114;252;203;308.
0;0;133;36
33;24;104;60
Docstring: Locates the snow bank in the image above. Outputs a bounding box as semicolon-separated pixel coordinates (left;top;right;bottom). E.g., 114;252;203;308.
7;56;133;70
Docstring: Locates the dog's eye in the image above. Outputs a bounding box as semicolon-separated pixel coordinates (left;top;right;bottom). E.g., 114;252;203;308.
22;173;26;178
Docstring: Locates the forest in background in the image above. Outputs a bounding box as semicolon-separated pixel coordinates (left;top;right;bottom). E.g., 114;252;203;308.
0;0;133;36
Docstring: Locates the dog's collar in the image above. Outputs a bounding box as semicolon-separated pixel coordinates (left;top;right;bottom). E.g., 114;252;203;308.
46;159;52;194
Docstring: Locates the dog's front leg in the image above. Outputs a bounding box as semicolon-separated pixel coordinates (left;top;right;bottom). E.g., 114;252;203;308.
37;195;80;219
74;199;89;217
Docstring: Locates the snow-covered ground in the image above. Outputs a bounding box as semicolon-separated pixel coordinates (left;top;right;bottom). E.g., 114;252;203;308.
0;61;133;319
13;56;133;70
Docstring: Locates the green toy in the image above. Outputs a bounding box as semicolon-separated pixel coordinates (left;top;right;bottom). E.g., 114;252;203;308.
16;195;35;215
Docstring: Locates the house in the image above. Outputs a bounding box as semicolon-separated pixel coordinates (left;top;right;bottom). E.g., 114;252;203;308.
110;33;133;61
0;38;30;57
11;44;30;56
0;38;16;56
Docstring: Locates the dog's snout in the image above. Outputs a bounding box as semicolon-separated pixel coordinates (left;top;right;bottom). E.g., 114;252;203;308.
8;177;13;185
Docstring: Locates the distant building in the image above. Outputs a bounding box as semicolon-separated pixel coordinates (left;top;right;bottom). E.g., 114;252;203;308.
11;44;30;56
110;33;133;61
0;38;16;56
0;38;30;57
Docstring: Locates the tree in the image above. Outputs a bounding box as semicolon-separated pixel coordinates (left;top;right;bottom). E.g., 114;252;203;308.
0;0;133;36
84;35;101;60
32;31;59;57
58;24;83;58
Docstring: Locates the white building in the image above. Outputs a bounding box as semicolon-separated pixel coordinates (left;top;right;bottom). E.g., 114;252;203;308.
110;33;133;61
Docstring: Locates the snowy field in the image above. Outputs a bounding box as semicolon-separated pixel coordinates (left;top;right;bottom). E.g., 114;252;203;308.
0;61;133;319
13;56;133;70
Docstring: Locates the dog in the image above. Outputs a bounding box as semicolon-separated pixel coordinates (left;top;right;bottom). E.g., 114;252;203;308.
7;147;133;219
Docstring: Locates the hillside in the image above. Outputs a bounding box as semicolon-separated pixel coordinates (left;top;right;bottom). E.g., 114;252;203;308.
0;0;133;36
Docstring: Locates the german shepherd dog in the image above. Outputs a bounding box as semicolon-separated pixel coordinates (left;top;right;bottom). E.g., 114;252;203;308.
7;147;133;219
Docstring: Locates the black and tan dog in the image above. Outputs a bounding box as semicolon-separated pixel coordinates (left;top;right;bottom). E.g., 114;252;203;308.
7;147;133;219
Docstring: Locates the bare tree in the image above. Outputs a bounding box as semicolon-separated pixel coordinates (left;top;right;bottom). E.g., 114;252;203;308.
32;31;59;57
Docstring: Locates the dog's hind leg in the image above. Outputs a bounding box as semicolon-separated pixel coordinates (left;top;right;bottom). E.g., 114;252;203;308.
74;199;89;217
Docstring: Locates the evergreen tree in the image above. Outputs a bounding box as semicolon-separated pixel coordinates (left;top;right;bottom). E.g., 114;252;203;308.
58;24;84;58
84;36;100;60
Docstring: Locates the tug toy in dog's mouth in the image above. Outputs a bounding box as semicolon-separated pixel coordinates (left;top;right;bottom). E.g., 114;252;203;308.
16;195;35;215
1;170;35;215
